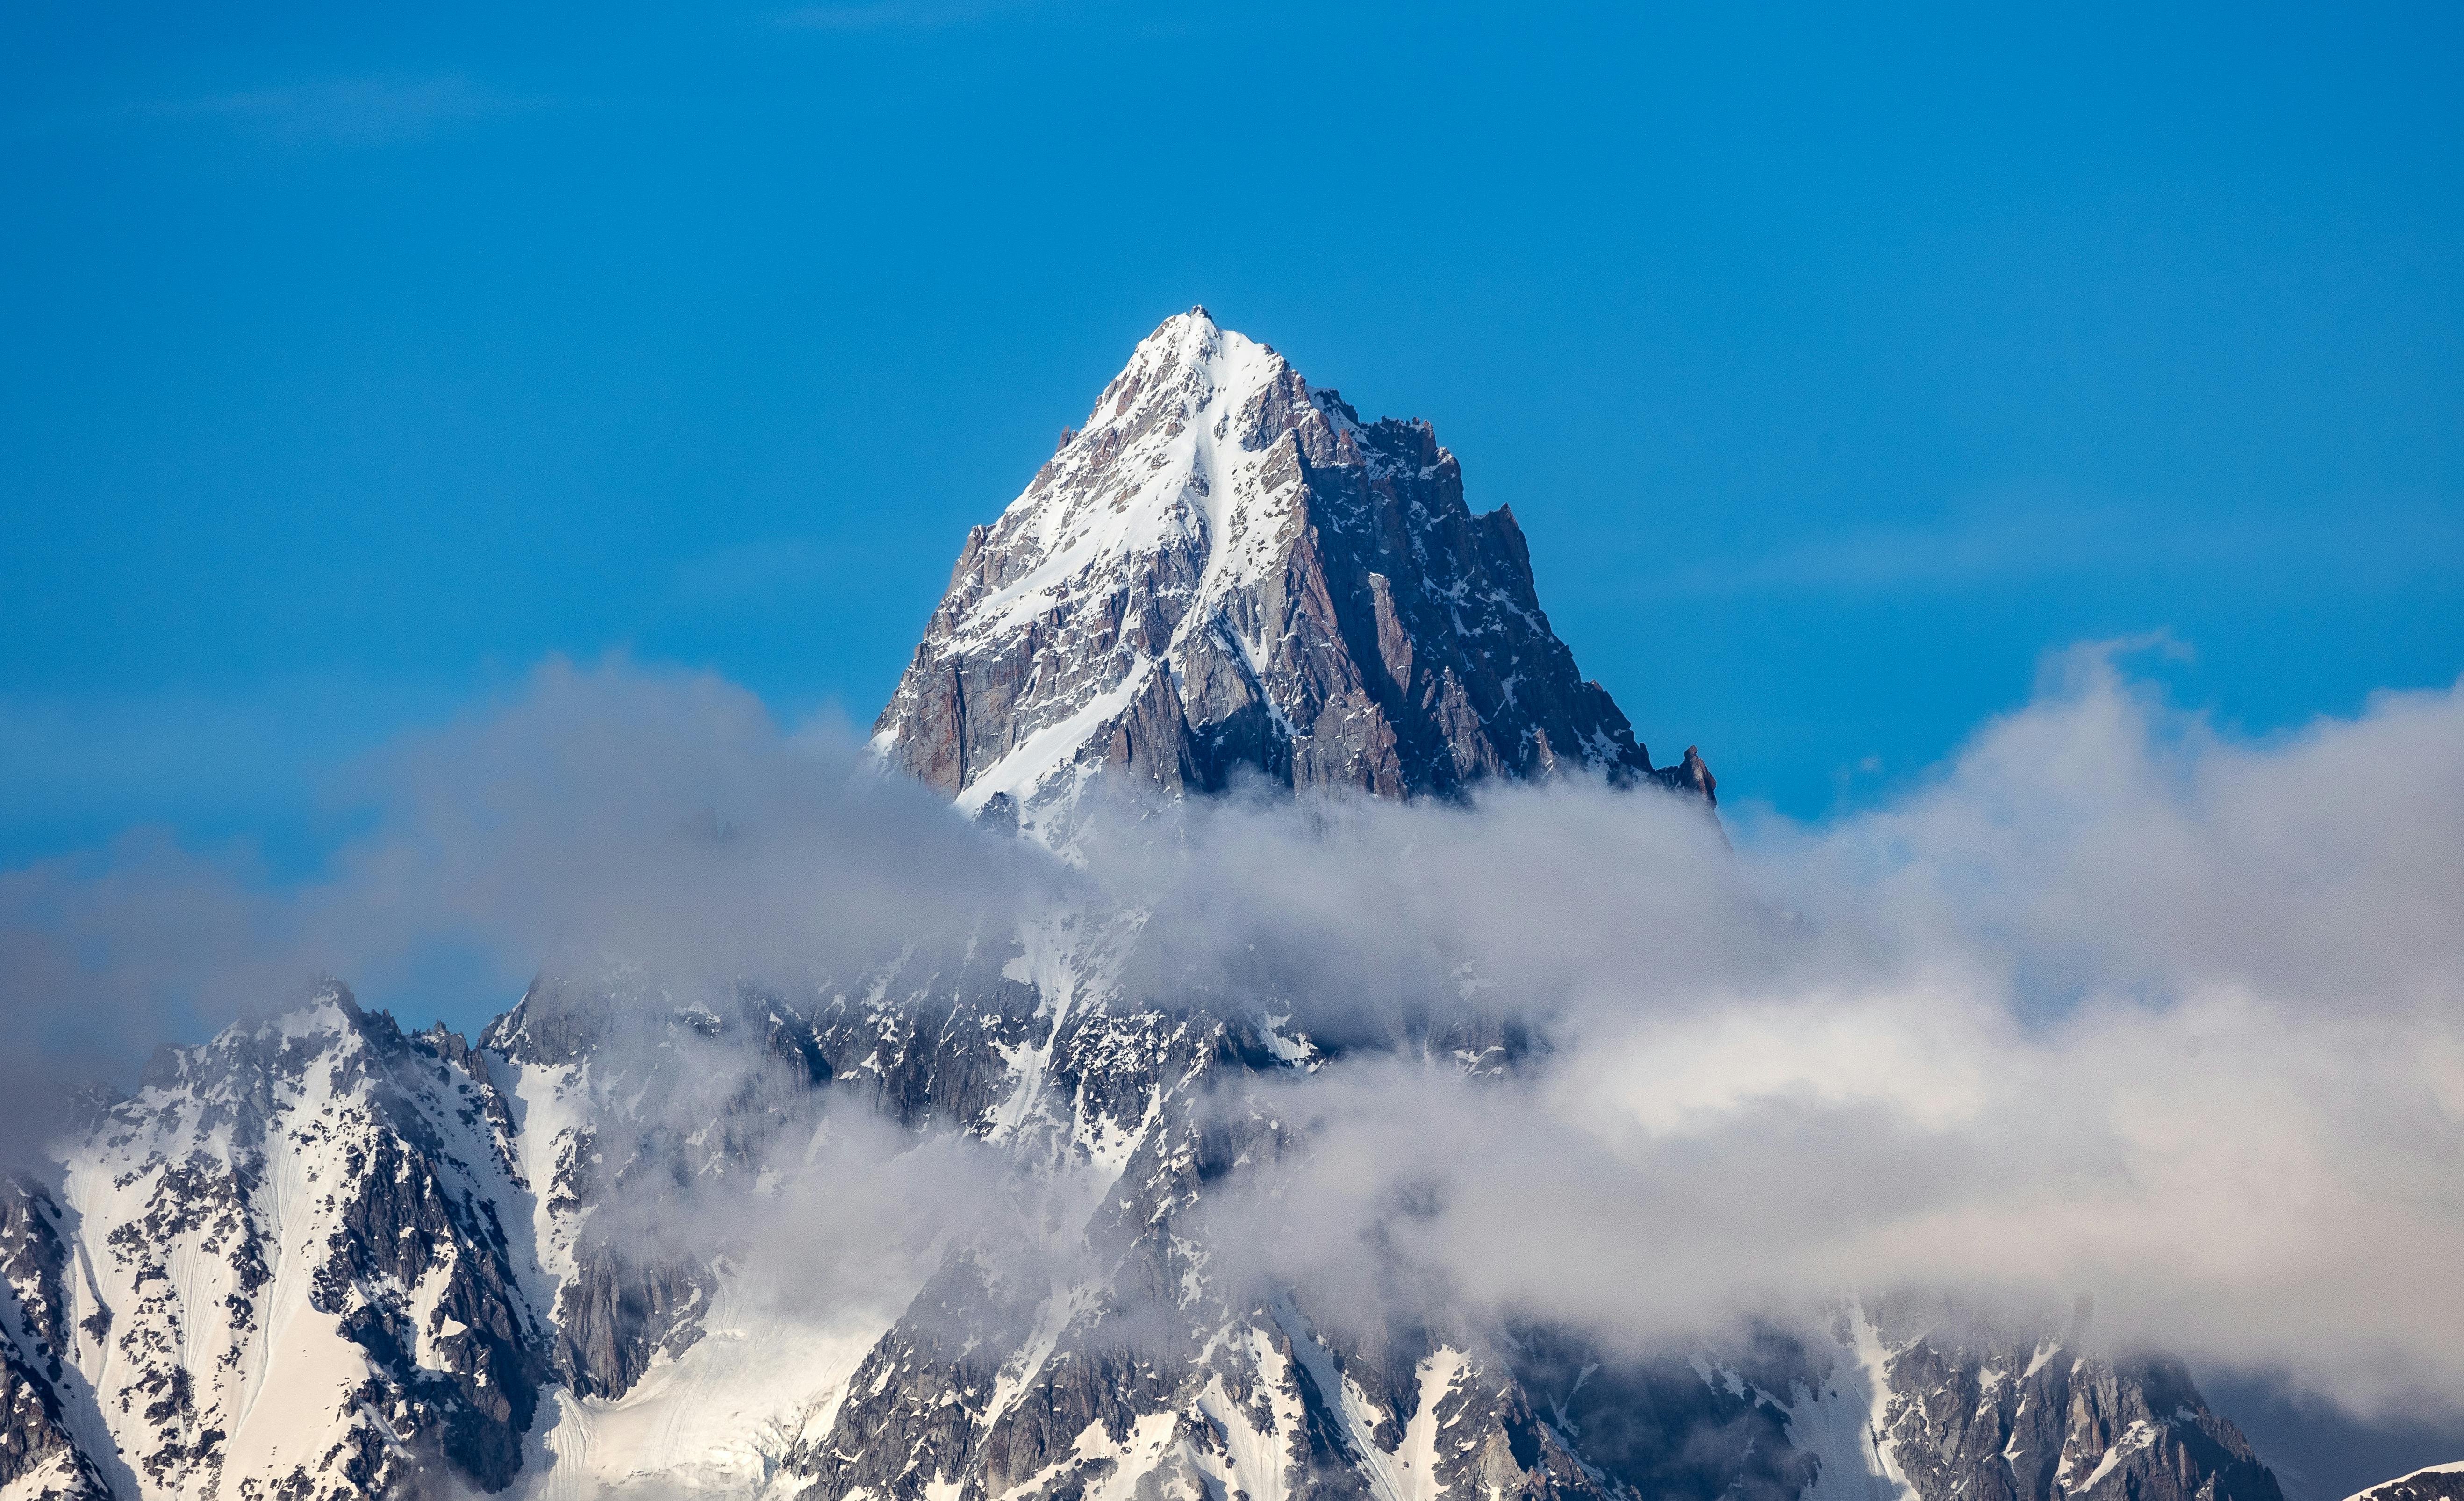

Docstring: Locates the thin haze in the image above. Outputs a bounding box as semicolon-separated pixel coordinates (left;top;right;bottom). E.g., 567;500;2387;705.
3;2;2459;861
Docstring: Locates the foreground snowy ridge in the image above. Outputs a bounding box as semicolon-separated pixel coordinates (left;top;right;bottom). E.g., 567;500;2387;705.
1;969;2297;1501
2343;1465;2464;1501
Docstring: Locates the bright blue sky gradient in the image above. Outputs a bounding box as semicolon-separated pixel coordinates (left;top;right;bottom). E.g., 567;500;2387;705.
5;0;2459;868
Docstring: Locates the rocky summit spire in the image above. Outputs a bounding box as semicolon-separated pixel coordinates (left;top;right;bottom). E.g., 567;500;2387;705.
873;308;1710;822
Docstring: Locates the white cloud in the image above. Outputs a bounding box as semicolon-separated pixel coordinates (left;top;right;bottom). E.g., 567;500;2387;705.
1148;645;2464;1416
6;644;2459;1424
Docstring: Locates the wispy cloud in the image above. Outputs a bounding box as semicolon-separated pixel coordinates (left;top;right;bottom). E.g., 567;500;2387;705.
1640;492;2464;598
669;538;855;610
147;73;535;148
776;0;1054;32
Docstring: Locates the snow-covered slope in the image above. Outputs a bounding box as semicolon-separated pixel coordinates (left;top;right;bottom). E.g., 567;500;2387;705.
2344;1465;2464;1501
1;989;550;1501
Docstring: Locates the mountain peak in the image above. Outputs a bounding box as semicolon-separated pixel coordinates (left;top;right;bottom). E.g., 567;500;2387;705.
873;313;1706;829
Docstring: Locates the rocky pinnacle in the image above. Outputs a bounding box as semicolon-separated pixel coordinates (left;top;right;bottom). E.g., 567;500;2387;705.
871;308;1712;824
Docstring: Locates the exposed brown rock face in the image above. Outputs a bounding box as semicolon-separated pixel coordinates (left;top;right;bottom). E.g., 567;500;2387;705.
872;309;1711;825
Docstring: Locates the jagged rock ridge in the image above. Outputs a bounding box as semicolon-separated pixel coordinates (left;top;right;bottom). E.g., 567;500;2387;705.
2;959;2290;1501
871;309;1712;825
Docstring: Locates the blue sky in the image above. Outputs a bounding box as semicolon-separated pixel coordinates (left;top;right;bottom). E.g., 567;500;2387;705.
4;0;2459;871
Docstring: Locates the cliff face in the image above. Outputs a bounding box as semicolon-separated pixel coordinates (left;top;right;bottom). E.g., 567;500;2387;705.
871;310;1705;830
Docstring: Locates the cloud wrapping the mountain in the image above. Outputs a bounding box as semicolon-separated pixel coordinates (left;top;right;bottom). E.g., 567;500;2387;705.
0;658;1048;1161
1115;646;2464;1415
3;647;2458;1422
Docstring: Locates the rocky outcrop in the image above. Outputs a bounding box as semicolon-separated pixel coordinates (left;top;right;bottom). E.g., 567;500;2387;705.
872;310;1708;830
1854;1297;2280;1501
1;1178;115;1500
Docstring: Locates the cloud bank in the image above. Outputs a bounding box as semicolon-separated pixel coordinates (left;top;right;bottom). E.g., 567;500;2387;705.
3;647;2458;1433
1099;645;2463;1420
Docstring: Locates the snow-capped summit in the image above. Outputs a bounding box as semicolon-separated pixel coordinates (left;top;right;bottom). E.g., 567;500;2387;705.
872;308;1705;825
962;307;1318;629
